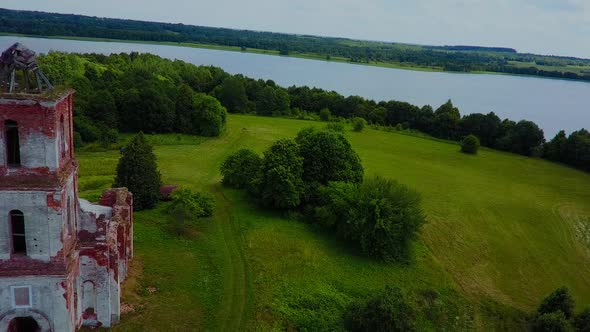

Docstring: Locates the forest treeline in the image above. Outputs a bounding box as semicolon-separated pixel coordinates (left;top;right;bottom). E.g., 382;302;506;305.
3;8;590;82
37;52;590;173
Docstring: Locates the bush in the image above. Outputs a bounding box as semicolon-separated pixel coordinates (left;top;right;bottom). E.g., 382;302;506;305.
352;117;367;132
461;134;480;154
319;108;331;121
73;131;84;147
345;287;416;332
532;312;571;332
296;128;363;202
538;287;575;319
220;149;262;189
114;132;162;210
325;122;345;132
98;126;119;147
169;188;215;235
253;139;304;209
316;176;426;262
191;93;227;137
574;308;590;332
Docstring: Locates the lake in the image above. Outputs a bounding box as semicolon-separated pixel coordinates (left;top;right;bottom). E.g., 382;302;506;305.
2;36;588;137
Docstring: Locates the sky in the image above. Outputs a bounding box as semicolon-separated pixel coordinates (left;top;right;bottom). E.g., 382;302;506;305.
2;0;589;58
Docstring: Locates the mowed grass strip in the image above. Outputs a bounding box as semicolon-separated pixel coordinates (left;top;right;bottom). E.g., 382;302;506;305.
77;114;590;330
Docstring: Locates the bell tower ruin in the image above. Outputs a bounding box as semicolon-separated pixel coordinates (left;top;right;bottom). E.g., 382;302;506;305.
0;43;133;331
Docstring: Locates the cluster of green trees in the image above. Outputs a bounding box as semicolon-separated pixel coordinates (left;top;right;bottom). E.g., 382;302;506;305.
544;130;590;172
38;52;589;172
4;8;590;81
532;287;590;331
39;52;228;145
221;128;426;262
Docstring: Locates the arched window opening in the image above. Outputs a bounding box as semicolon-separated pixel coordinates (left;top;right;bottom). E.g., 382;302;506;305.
60;115;66;158
5;120;21;166
82;280;97;312
10;210;26;255
67;196;72;234
8;316;40;332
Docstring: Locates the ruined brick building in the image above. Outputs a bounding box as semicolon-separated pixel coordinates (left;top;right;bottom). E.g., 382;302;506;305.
0;43;133;331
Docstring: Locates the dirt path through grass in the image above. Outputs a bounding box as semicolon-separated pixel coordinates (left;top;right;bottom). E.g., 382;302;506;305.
212;185;249;331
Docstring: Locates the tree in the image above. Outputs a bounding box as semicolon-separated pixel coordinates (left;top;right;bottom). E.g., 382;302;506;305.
215;76;249;113
190;93;227;137
510;120;545;156
174;83;195;133
256;86;290;116
296;128;363;201
345;287;416;332
316;176;426;262
220;149;262;189
118;86;176;133
254;139;304;209
544;130;568;162
460;112;501;147
532;312;570;332
352;117;367;132
114;133;162;210
574;308;590;332
86;90;118;128
538;287;575;319
432;100;461;139
564;129;590;172
461;134;480;154
319;108;331;121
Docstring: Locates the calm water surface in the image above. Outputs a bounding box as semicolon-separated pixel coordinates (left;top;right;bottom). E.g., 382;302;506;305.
2;36;589;137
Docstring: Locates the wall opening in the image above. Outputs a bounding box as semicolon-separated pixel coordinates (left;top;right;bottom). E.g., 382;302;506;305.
60;115;66;158
5;120;21;166
10;210;26;255
7;316;40;332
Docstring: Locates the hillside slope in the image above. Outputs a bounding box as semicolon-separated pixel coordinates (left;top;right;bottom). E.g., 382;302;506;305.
77;114;590;330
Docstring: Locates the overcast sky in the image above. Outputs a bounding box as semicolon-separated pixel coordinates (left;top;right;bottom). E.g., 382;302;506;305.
2;0;589;58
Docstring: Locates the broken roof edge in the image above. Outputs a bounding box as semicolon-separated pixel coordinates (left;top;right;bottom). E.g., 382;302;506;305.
0;87;75;105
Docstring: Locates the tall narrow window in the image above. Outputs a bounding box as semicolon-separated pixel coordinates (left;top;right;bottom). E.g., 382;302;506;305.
60;115;66;158
5;120;21;166
10;210;26;255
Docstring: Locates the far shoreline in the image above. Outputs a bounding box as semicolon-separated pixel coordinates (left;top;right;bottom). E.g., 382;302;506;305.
0;32;588;84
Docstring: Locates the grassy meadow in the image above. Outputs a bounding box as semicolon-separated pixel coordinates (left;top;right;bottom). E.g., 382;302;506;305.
76;114;590;331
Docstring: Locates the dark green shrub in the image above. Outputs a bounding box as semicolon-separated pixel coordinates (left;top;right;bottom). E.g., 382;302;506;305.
253;139;304;209
73;131;84;147
316;176;426;262
296;128;363;202
538;287;575;319
191;93;227;137
352;117;367;132
220;149;262;189
345;287;416;332
532;312;571;332
114;132;162;210
319;108;331;121
461;134;480;154
574;308;590;332
98;126;119;147
325;122;345;132
168;187;215;235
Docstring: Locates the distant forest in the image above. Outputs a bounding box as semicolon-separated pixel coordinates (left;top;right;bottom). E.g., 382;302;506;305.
36;52;590;173
2;8;590;82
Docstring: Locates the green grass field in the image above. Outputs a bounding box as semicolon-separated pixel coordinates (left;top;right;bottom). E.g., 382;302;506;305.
76;114;590;331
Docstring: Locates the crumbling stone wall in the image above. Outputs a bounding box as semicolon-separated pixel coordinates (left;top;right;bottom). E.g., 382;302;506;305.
0;90;133;331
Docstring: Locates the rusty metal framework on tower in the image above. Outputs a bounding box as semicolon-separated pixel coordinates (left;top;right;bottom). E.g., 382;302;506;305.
0;42;53;94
